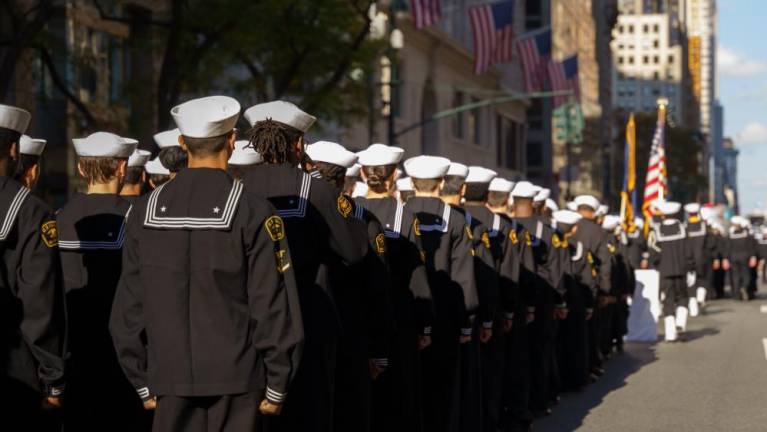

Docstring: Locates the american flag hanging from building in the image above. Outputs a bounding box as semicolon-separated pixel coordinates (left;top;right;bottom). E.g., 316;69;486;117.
548;55;579;108
642;104;668;221
516;27;551;92
410;0;442;29
469;0;515;75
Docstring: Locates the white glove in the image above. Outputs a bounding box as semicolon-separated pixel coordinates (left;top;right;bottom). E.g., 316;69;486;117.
686;271;696;288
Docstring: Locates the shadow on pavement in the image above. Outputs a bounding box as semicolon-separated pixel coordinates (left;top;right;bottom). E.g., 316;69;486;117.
683;327;720;342
533;342;659;432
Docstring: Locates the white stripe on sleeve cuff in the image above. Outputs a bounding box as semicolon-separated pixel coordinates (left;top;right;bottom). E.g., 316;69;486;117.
266;386;286;404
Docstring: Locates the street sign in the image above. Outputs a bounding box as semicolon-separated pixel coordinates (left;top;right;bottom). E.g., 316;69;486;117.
552;102;584;145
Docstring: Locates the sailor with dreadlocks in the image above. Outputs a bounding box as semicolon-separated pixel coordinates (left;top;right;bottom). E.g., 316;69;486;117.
241;101;367;432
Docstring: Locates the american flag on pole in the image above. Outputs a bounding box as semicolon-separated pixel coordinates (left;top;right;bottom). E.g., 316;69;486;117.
410;0;442;29
469;0;516;75
642;104;668;222
548;55;579;108
515;27;551;92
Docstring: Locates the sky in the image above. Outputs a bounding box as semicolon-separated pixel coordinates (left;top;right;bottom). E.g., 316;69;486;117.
718;0;767;212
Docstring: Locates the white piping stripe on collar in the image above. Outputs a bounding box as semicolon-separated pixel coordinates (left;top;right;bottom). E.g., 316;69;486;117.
353;201;364;220
418;203;451;233
310;170;322;179
464;210;472;227
0;187;30;241
571;242;583;261
729;228;748;239
488;214;501;238
654;220;686;242
686;222;706;237
144;181;243;229
384;201;404;238
277;173;311;218
59;206;133;250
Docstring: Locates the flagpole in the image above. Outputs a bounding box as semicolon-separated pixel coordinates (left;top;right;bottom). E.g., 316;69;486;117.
656;98;667;201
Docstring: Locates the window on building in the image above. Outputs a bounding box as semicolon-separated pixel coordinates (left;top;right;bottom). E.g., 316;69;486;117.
525;0;542;29
653;24;660;32
653;71;660;80
497;115;520;170
619;25;624;33
452;91;465;139
527;140;543;169
653;55;659;64
629;57;635;64
653;39;659;48
618;56;624;64
628;25;634;33
393;62;405;118
643;24;649;33
668;55;674;63
643;56;649;64
468;97;481;145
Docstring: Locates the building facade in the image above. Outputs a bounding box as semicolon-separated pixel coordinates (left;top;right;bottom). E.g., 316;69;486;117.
721;137;739;212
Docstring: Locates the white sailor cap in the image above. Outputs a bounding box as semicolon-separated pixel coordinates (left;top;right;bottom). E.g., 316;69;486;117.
656;200;681;215
128;149;151;167
396;177;413;191
171;96;240;138
545;198;559;212
357;143;404;166
511;181;538;198
534;188;551;202
566;201;577;211
466;166;497;183
447;162;469;178
346;163;361;177
488;177;513;192
72;132;137;158
634;217;644;229
597;205;609;217
730;215;748;227
404;155;450;179
553;210;582;226
351;181;368;198
0;104;31;134
243;100;316;132
153;128;181;148
306;141;357;168
228;140;263;166
602;215;620;230
684;203;701;214
145;157;170;175
19;135;46;156
574;195;600;211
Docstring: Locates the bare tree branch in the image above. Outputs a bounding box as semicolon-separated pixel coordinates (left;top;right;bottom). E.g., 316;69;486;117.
38;46;97;127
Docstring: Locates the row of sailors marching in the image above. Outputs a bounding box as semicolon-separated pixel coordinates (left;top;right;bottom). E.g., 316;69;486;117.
0;95;745;432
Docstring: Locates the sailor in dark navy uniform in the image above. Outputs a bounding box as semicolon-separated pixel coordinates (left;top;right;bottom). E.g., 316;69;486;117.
723;216;758;301
57;131;147;431
757;226;767;284
119;148;151;204
396;176;415;203
552;210;591;392
0;104;65;428
441;163;496;432
506;181;564;428
144;157;170;189
464;172;521;432
240;100;367;432
404;155;478;432
227;139;263;180
683;203;716;314
110;96;303;431
356;144;433;432
646;201;695;342
305;141;394;432
15;134;46;190
572;195;613;375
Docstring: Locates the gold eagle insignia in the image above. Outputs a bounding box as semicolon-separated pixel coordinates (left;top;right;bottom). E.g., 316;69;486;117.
587;252;595;264
337;195;353;218
481;232;491;250
413;219;421;236
375;233;386;254
524;230;533;246
551;233;562;249
265;216;286;242
41;220;58;248
275;249;291;273
509;229;519;244
607;243;616;254
464;225;474;240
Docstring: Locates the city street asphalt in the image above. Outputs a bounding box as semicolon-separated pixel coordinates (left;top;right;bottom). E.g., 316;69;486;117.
534;289;767;432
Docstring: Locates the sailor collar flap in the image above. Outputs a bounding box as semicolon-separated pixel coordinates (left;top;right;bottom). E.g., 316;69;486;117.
654;220;686;242
488;214;501;238
511;219;543;247
144;180;244;230
0;185;30;241
686;221;706;237
273;172;312;219
418;203;451;233
729;228;748;239
59;206;132;250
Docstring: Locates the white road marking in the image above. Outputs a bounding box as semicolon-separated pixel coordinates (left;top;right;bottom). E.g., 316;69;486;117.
760;305;767;314
763;338;767;361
